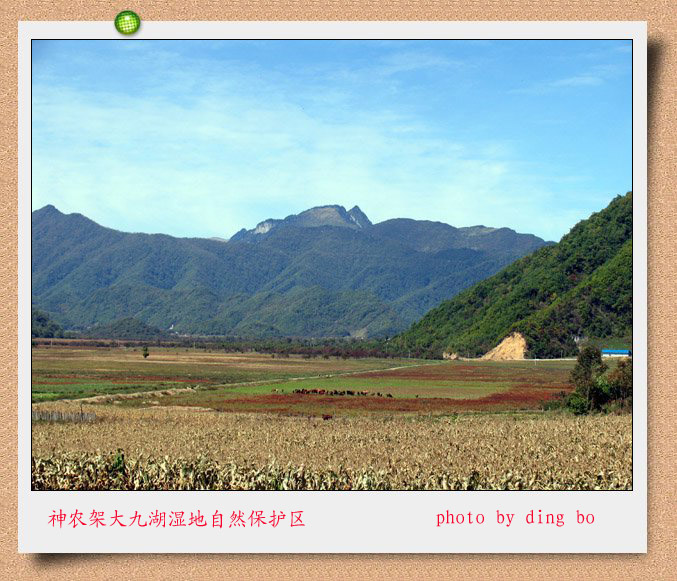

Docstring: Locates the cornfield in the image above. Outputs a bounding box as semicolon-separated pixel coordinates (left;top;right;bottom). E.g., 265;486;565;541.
32;450;630;491
31;406;632;491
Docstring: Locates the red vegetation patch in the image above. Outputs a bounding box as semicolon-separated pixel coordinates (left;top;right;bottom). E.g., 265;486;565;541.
41;374;208;384
108;377;200;384
354;363;570;387
103;375;207;382
183;382;573;416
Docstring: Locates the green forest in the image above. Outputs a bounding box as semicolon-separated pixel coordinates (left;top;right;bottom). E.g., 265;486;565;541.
394;192;632;358
31;204;546;338
31;308;65;338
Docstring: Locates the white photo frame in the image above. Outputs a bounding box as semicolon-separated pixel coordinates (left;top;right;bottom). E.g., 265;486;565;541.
19;21;647;553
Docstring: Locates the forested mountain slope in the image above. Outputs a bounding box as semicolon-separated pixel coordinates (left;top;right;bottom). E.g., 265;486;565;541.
395;193;632;358
32;204;548;338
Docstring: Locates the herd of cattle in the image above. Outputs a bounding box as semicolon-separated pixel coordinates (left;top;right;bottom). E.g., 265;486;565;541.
291;388;394;398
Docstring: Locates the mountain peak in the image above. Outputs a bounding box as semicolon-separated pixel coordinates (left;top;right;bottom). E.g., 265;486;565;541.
231;204;372;242
34;204;62;216
295;205;369;229
347;206;372;228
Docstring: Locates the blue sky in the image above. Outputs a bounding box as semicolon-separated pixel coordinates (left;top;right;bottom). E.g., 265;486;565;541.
32;39;632;241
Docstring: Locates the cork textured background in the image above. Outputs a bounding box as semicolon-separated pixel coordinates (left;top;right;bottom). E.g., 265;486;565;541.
1;1;675;578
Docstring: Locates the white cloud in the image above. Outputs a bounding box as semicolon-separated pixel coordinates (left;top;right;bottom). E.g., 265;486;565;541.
551;75;604;87
31;42;627;242
34;79;556;237
511;60;628;94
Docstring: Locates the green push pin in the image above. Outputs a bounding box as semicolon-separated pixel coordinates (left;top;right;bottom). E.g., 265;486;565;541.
114;11;141;35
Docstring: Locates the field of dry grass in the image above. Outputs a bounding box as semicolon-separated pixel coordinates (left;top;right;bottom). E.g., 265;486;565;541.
32;404;632;490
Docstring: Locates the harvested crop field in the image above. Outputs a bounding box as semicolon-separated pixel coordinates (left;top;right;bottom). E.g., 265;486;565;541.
32;406;632;490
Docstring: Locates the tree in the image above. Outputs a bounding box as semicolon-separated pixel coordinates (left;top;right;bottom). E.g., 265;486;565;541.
142;346;149;359
607;358;633;403
567;346;608;413
31;308;64;338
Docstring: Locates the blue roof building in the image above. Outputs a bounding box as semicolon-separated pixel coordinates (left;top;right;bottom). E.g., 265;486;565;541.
601;348;632;356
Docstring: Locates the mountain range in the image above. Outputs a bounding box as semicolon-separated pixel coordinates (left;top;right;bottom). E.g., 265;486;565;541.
31;204;549;338
395;192;632;358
